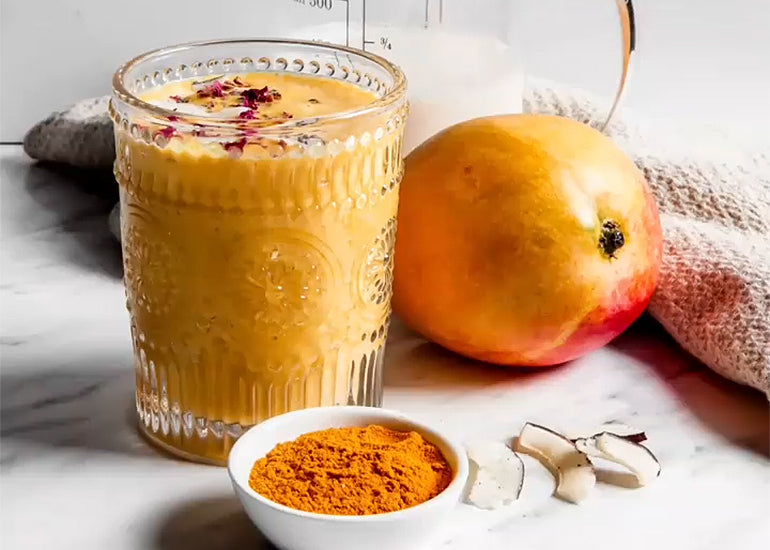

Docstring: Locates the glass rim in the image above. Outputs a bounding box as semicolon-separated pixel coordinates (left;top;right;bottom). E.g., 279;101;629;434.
111;37;408;132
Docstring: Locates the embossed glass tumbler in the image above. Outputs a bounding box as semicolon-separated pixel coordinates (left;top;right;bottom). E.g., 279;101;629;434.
110;39;407;464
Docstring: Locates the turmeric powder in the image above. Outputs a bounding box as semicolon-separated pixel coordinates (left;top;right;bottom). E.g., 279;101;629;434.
248;424;454;515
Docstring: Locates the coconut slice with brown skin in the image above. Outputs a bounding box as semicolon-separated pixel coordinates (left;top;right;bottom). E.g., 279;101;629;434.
567;422;648;444
515;423;596;504
574;432;661;486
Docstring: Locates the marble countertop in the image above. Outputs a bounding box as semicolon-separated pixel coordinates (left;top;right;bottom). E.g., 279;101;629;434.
1;144;768;550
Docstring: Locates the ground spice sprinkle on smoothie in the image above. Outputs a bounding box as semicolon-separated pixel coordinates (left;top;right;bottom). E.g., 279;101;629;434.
248;425;454;516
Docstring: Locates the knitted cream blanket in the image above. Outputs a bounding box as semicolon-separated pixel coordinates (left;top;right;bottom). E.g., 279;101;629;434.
24;81;770;396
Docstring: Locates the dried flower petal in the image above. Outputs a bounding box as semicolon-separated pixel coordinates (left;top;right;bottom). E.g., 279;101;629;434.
191;123;214;138
169;95;186;103
158;126;177;140
223;137;248;154
242;86;278;108
238;109;257;120
167;115;180;122
197;80;225;98
193;75;224;86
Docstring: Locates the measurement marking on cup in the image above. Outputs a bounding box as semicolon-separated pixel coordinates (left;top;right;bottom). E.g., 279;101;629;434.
289;0;401;52
362;0;374;50
292;0;333;7
361;1;390;52
341;0;349;46
289;0;350;47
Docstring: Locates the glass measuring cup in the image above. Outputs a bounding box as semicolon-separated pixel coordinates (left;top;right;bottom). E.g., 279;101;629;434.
272;0;635;153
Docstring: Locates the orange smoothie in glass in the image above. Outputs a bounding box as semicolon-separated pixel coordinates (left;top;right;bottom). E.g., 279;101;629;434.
110;40;407;464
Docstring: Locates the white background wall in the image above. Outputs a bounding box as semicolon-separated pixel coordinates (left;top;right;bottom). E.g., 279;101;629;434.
1;0;768;142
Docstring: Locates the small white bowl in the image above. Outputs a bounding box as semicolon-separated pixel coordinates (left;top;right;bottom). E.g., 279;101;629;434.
228;406;468;550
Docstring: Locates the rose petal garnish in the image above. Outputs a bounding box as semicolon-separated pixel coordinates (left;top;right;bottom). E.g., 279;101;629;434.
169;95;185;103
167;115;180;122
238;109;257;120
197;80;225;98
242;86;279;108
191;123;212;138
158;126;177;140
223;138;248;155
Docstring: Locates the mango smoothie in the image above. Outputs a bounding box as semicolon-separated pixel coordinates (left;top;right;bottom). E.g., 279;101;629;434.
111;41;407;464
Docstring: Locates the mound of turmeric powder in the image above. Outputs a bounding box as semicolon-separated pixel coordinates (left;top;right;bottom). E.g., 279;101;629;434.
248;424;453;515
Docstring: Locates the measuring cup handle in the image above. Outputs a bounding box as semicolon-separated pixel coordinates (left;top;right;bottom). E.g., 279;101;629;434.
602;0;636;131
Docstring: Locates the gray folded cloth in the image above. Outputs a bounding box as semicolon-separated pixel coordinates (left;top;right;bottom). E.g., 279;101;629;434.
23;81;770;396
23;96;114;167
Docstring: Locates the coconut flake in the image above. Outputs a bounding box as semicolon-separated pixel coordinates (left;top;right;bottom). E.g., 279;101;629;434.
568;422;648;444
515;423;596;504
574;432;660;486
465;441;525;510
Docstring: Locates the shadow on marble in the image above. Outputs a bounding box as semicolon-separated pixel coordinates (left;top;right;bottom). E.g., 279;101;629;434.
21;159;122;278
612;316;769;458
152;495;276;550
23;159;118;201
384;318;558;390
0;360;157;461
385;315;768;458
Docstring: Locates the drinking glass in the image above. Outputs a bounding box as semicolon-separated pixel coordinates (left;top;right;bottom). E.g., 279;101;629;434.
110;39;407;464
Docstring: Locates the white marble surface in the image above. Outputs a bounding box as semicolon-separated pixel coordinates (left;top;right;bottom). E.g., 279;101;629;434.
1;144;769;549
